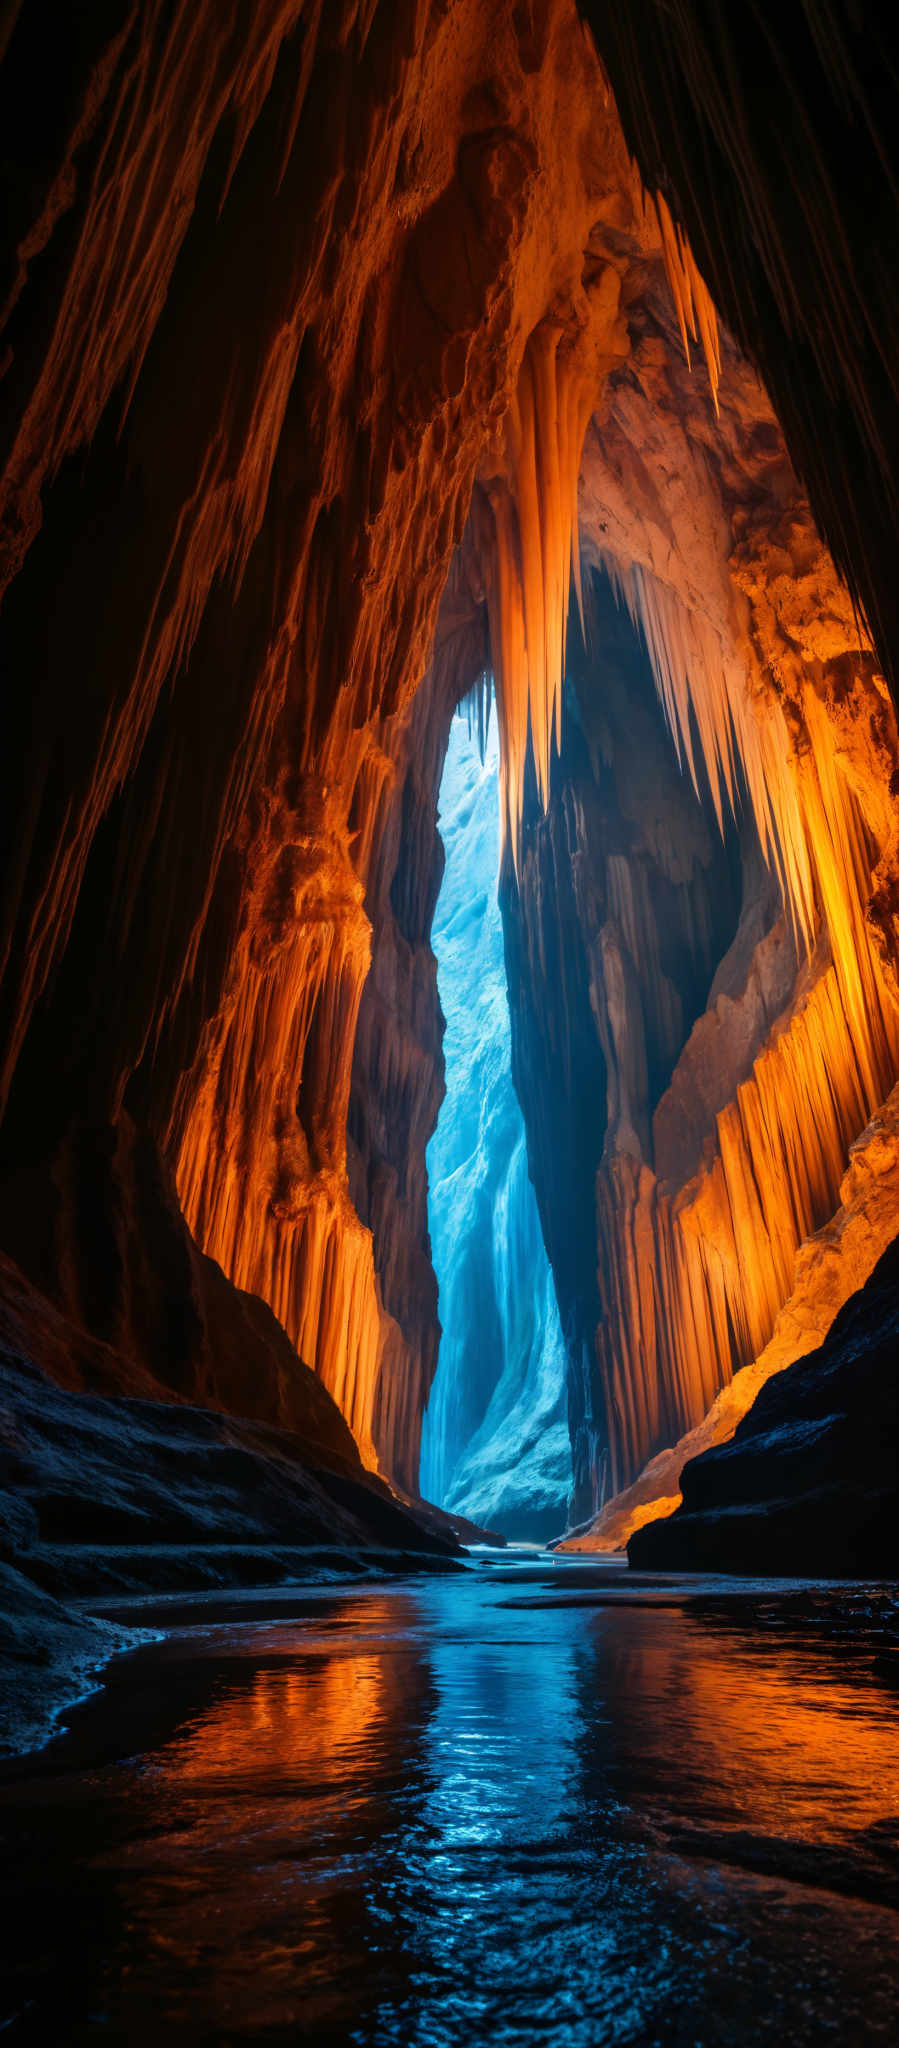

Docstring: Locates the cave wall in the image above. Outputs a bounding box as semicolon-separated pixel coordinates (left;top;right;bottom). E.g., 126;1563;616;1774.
502;272;899;1513
0;0;641;1473
581;2;899;711
0;0;742;1494
583;315;899;1503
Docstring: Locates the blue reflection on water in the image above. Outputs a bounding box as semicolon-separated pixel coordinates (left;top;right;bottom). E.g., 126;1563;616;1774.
2;1567;899;2044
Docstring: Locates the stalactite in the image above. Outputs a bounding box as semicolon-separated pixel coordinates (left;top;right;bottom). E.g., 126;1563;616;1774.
458;670;493;764
651;192;721;415
589;599;899;1490
597;941;899;1494
509;470;899;1505
479;202;718;872
602;558;899;1095
582;0;899;700
478;328;605;868
602;559;818;948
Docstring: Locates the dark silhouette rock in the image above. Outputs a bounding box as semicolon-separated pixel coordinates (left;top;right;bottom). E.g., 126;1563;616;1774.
629;1236;899;1577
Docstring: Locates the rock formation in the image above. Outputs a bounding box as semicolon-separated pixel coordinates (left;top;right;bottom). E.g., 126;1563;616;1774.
582;2;899;706
627;1230;899;1579
0;0;639;1482
1;0;899;1591
561;1083;899;1554
505;287;899;1527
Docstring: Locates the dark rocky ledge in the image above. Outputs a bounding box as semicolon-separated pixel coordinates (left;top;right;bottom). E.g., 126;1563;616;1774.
629;1236;899;1578
0;1342;463;1760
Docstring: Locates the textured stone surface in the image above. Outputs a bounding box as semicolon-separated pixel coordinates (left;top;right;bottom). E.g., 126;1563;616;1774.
582;2;899;703
0;0;641;1479
503;294;899;1516
628;1232;899;1578
562;1090;899;1553
0;1320;459;1757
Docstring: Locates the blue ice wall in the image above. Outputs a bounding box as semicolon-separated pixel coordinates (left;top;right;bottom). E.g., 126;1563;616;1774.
419;711;571;1541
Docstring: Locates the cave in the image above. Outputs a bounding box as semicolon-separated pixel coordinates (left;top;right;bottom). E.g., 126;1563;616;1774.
3;2;899;2039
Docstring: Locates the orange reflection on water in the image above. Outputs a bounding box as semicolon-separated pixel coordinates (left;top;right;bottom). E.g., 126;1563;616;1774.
593;1604;899;1847
157;1595;420;1797
162;1654;383;1788
11;1582;899;2046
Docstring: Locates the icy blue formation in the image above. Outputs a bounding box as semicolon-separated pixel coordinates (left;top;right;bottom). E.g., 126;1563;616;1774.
419;711;571;1541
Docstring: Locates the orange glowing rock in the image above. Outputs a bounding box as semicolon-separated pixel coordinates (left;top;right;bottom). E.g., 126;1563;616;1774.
564;1079;899;1552
652;191;721;415
479;311;627;870
585;599;899;1490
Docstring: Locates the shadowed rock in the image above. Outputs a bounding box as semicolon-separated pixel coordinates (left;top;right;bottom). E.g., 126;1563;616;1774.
629;1236;899;1577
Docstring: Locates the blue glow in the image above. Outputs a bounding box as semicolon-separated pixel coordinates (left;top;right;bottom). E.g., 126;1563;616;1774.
420;711;571;1538
14;1573;899;2044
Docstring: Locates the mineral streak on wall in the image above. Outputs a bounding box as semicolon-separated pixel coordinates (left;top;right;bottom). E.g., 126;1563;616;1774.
568;1078;899;1553
171;812;383;1464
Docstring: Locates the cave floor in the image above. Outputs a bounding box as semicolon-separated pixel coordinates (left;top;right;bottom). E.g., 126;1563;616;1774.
2;1557;899;2044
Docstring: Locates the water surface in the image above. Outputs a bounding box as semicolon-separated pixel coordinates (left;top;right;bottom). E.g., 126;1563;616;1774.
2;1562;899;2043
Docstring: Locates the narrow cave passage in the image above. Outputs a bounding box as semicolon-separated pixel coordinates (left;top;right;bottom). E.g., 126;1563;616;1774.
419;707;572;1542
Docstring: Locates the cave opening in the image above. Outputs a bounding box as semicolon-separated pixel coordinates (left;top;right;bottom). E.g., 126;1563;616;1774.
496;563;754;1523
420;701;572;1543
419;562;755;1542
